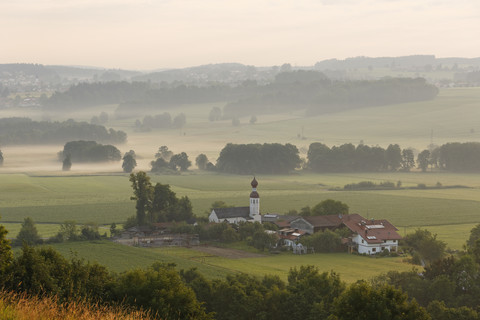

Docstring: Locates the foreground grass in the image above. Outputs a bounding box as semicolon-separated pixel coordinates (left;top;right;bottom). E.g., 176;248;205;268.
41;240;414;283
0;290;153;320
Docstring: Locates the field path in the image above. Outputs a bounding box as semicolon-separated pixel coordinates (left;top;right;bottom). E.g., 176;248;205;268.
190;246;267;259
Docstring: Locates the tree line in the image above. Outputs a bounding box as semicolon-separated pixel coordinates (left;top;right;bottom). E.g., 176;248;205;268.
144;141;480;175
5;221;480;319
60;140;121;163
307;142;480;173
40;72;438;121
215;143;301;174
0;117;126;145
0;225;431;320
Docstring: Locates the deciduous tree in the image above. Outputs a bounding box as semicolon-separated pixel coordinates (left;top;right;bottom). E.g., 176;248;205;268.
15;217;41;246
195;153;209;170
122;150;137;173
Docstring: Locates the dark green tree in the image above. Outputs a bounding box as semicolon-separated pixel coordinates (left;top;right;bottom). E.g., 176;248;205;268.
401;149;415;172
386;144;402;171
287;266;345;319
427;300;479;320
417;149;431;172
129;171;153;225
15;217;41;246
252;230;277;251
333;281;430;320
62;154;72;171
467;223;480;248
0;217;13;279
0;149;3;166
122;150;137;173
151;157;169;172
195;153;209;170
155;145;173;161
170;152;192;171
311;199;349;216
403;229;446;264
303;229;342;252
112;263;211;320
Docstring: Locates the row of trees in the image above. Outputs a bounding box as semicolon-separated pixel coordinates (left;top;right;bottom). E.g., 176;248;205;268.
223;75;438;118
13;217;105;246
60;140;121;163
150;146;193;173
215;143;301;174
134;112;186;131
44;73;438;123
307;142;480;173
0;117;126;145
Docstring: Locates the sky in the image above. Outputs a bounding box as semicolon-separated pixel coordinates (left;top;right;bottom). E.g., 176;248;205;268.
1;0;479;70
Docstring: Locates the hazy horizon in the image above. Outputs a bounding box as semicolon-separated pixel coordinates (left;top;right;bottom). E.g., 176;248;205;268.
1;0;479;70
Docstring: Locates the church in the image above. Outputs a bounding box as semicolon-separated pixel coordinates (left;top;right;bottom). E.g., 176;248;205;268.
208;177;262;224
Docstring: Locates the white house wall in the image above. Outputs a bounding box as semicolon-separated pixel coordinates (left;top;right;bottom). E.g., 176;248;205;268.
353;234;399;255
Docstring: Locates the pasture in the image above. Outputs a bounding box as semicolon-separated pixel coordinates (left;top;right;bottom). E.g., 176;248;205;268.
1;170;480;249
1;87;480;279
42;240;414;283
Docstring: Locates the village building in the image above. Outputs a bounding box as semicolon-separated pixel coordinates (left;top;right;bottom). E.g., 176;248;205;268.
207;177;402;255
342;215;402;254
209;177;262;223
280;213;402;255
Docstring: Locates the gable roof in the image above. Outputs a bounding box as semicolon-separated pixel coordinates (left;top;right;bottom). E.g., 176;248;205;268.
302;215;344;228
212;207;251;220
342;216;402;244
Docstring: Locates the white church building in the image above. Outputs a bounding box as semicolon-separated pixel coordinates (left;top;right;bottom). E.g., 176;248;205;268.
209;177;262;224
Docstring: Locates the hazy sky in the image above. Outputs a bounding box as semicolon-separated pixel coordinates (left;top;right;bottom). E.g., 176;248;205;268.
1;0;479;70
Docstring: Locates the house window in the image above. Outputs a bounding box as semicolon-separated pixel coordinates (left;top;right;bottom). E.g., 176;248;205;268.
393;240;396;243
381;246;385;250
372;248;376;252
361;239;364;244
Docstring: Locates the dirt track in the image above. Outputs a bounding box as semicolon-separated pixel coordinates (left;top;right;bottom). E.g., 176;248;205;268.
190;246;267;259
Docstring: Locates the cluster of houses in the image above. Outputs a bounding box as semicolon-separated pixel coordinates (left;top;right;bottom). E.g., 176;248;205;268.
118;177;402;255
209;177;402;255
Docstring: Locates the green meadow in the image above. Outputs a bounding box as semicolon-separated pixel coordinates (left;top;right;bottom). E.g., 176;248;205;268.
2;87;480;281
1;171;480;250
42;240;414;283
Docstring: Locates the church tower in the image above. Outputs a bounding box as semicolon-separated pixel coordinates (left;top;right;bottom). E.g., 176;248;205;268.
249;177;261;222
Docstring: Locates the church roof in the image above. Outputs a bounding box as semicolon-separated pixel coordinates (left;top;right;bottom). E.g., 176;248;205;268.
251;177;258;188
212;207;251;219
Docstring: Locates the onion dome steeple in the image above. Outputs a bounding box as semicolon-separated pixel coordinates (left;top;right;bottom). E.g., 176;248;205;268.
250;177;259;198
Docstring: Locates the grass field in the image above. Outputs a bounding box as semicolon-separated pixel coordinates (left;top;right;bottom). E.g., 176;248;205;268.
39;240;415;283
2;87;480;279
1;171;480;249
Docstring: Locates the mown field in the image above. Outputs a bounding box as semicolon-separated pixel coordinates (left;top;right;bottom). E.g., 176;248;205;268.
1;170;480;250
1;87;480;281
37;240;414;283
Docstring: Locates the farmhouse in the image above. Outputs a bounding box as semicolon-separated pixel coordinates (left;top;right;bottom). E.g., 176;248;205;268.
281;213;402;255
209;177;262;223
289;215;344;234
342;215;402;254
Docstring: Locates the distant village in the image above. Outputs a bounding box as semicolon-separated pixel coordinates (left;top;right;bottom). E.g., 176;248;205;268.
118;177;402;255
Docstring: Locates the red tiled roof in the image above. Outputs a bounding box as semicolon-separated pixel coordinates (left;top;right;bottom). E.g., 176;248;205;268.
342;216;402;244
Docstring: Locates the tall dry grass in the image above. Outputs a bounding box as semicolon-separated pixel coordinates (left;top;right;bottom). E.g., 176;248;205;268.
0;290;156;320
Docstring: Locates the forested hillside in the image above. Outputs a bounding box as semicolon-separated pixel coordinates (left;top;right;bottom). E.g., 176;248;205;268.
42;71;438;118
0;118;126;145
